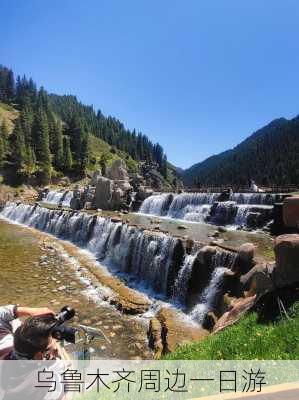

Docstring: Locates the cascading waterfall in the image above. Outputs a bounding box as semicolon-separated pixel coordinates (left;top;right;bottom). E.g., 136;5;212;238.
139;192;280;228
43;190;65;205
190;267;230;324
190;249;236;324
42;190;73;207
173;252;198;304
1;202;237;325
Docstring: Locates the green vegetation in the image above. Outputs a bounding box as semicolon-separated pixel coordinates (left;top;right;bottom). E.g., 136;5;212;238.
164;305;299;360
0;65;169;185
183;118;299;186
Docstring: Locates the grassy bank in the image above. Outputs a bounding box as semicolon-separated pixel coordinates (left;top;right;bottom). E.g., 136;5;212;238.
164;302;299;360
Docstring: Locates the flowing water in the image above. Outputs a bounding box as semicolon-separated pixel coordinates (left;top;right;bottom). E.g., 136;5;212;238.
0;218;152;359
1;202;241;333
139;192;280;228
42;190;73;207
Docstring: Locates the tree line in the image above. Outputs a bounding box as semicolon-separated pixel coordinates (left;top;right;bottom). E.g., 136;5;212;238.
183;118;299;186
0;65;168;185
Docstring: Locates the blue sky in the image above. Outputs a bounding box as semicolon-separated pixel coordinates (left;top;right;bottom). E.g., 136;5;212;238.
1;0;299;168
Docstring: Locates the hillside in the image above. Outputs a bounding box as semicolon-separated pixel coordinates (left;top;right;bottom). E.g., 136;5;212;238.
183;117;299;186
0;65;173;187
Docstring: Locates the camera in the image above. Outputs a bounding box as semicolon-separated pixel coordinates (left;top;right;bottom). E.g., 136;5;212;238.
51;306;77;344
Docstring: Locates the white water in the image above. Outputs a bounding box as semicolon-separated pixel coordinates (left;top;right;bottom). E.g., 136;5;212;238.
190;267;230;324
42;190;73;207
1;202;238;324
139;192;278;228
173;253;197;304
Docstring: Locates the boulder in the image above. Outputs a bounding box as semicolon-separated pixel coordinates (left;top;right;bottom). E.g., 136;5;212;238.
111;188;124;210
273;234;299;287
213;295;257;334
240;263;275;296
90;169;102;186
70;197;82;210
233;242;256;275
93;176;113;210
107;159;129;181
283;196;299;228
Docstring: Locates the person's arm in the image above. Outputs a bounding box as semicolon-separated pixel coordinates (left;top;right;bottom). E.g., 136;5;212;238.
15;306;54;318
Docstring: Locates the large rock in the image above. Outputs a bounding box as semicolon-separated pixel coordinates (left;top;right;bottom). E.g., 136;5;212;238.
283;196;299;228
148;307;208;357
107;159;129;181
233;243;256;275
273;234;299;287
111;188;124;210
213;295;257;334
93;176;113;210
240;263;275;296
90;169;102;186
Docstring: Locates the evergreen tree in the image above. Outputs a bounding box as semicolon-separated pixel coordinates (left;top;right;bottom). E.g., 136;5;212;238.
9;119;27;171
52;120;64;170
63;136;73;171
24;145;36;176
32;110;51;184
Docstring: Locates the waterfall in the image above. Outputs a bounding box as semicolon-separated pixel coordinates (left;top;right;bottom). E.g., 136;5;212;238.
173;253;197;304
190;267;230;324
1;202;238;323
139;193;173;216
0;202;179;298
43;190;65;205
234;205;250;226
61;191;73;207
188;248;236;324
139;192;278;228
42;190;73;207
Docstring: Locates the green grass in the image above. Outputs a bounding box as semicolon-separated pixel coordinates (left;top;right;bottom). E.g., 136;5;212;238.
164;305;299;360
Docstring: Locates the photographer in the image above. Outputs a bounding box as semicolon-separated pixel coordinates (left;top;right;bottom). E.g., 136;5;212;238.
0;304;61;360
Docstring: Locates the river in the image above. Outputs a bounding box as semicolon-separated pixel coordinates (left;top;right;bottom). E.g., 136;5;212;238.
0;218;152;359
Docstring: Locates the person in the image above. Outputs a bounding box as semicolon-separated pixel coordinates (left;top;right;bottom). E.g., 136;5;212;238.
0;304;59;360
0;305;69;400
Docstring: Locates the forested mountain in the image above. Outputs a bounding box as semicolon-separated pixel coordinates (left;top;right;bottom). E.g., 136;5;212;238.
183;117;299;186
0;65;168;185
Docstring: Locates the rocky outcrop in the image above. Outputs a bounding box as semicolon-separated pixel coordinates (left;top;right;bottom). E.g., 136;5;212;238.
283;196;299;228
148;307;209;358
233;242;256;275
240;234;299;297
273;234;299;287
107;159;129;181
93;176;114;210
212;295;257;334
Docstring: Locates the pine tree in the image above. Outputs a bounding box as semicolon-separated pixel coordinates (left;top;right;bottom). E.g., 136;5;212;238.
32;110;51;184
63;136;73;171
24;145;36;176
9;119;27;171
52;120;64;170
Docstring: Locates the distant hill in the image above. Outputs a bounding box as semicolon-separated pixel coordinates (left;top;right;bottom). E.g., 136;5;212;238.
182;117;299;186
0;65;174;187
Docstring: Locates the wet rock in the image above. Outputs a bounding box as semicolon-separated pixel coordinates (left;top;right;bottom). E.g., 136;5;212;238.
148;308;208;358
148;318;163;359
177;225;187;230
58;285;66;291
202;311;218;331
218;226;227;233
233;242;256;275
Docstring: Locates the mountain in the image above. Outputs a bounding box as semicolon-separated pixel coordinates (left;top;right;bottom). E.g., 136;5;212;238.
182;117;299;186
0;65;172;186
